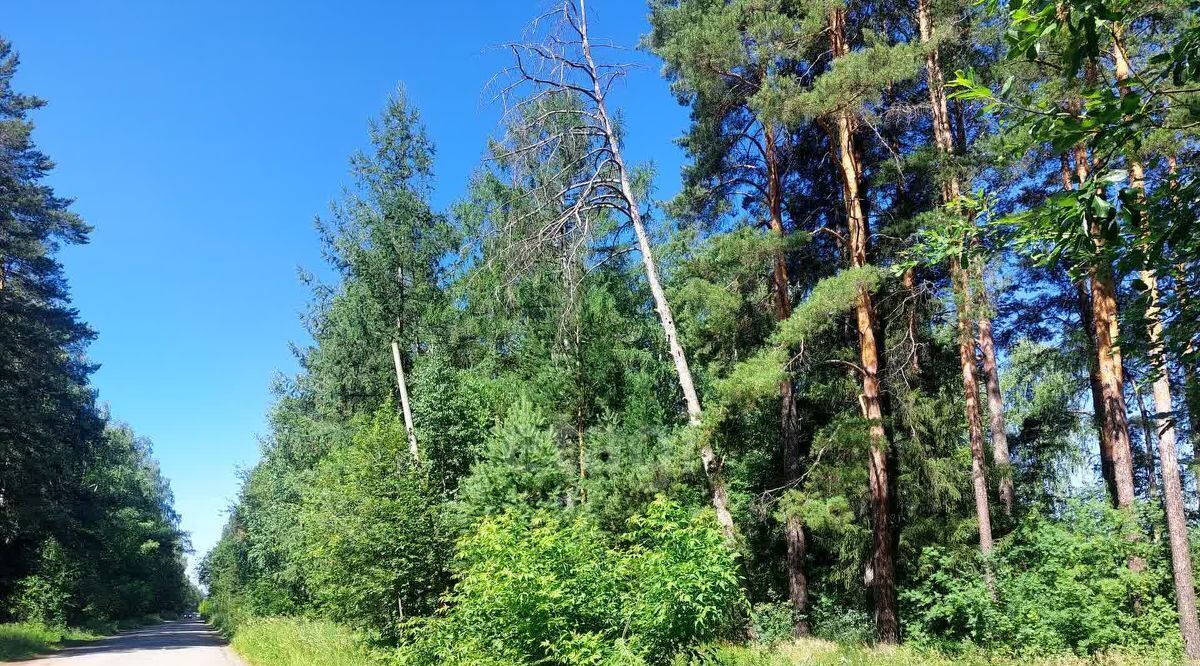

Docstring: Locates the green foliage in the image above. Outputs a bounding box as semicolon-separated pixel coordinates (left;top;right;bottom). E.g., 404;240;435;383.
300;405;450;642
621;499;749;656
775;267;884;348
754;38;923;125
402;510;625;666
10;539;78;627
456;398;574;519
197;0;1200;662
409;354;489;493
903;501;1182;657
401;499;744;666
1003;342;1086;506
676;638;1181;665
304;88;453;420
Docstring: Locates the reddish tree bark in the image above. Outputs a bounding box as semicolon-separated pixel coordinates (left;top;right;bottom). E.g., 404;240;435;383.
918;0;997;553
829;6;898;643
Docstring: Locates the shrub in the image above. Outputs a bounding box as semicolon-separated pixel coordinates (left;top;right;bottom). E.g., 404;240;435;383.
749;603;795;646
400;498;744;665
677;639;1182;665
401;508;626;665
806;597;873;645
300;406;450;643
619;500;747;656
10;539;79;627
200;593;247;637
902;501;1182;657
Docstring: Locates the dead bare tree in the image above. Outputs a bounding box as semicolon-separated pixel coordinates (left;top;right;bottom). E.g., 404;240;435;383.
493;0;737;543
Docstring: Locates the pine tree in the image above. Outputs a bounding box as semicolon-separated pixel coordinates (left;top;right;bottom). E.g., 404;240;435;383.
0;36;97;591
750;1;922;640
647;0;812;634
914;0;995;563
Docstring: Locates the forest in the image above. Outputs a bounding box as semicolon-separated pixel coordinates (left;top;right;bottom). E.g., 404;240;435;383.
7;0;1200;661
190;0;1200;662
0;35;198;653
197;0;1200;663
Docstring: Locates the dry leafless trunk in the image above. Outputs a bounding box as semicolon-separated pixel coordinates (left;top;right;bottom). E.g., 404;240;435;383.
495;0;737;543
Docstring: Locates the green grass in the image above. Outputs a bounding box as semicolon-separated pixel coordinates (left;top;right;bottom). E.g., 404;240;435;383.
689;638;1182;665
0;615;176;662
231;617;385;666
220;616;1185;666
0;622;100;661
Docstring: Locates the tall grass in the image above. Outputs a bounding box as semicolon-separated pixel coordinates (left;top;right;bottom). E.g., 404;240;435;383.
683;638;1182;665
231;617;384;666
220;616;1185;666
0;622;98;661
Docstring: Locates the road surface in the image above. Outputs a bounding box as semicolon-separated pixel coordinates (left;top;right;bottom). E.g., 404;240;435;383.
12;619;244;665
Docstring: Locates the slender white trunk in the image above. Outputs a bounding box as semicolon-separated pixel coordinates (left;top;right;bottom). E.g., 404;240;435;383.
391;341;420;463
575;0;735;543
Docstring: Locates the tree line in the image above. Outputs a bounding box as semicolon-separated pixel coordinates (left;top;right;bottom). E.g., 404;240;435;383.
0;38;196;627
202;0;1200;662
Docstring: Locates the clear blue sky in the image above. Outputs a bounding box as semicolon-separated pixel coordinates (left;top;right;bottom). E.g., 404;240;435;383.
4;1;688;575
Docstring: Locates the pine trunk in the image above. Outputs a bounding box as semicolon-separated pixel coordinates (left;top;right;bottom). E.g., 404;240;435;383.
830;5;898;643
918;0;997;552
1111;28;1200;654
902;268;921;373
952;258;995;562
1063;151;1124;502
766;125;810;636
1090;265;1136;508
1187;360;1200;466
977;303;1014;516
1066;63;1137;510
1139;266;1200;656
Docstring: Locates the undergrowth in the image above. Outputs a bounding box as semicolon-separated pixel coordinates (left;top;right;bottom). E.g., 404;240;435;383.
231;617;387;666
0;622;100;661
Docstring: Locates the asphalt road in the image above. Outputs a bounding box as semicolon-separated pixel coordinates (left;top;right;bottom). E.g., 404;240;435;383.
11;619;244;665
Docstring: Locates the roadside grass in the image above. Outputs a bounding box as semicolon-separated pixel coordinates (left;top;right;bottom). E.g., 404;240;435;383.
220;616;1184;666
685;638;1182;665
231;617;386;666
0;622;100;661
0;614;173;662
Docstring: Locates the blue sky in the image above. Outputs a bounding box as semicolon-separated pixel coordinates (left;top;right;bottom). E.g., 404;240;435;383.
5;1;689;575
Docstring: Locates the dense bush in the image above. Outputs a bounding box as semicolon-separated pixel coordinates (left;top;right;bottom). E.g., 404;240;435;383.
300;406;451;642
902;501;1182;657
400;498;745;665
675;639;1182;665
11;539;79;627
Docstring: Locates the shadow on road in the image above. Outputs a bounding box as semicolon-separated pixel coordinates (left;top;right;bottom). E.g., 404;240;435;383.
47;620;226;658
